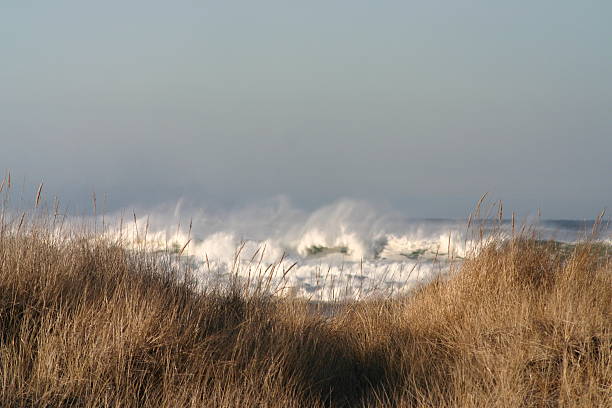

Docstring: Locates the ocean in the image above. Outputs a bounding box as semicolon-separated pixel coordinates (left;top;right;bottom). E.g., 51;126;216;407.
75;198;606;302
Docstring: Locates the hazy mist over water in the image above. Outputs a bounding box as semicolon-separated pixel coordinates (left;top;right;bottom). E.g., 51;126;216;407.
1;2;611;219
22;197;605;301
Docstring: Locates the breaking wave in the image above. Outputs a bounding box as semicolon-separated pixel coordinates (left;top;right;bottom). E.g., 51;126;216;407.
84;198;609;301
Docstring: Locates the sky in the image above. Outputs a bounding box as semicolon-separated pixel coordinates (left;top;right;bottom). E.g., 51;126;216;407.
1;1;611;218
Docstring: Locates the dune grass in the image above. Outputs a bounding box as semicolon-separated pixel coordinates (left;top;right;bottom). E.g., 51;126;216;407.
0;210;610;407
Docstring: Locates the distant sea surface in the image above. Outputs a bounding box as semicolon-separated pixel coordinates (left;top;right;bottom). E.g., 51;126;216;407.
86;200;610;301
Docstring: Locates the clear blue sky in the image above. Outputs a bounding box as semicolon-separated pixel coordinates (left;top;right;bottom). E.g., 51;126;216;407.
1;1;611;218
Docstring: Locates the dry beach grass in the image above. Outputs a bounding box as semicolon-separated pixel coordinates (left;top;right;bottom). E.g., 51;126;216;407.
0;198;610;406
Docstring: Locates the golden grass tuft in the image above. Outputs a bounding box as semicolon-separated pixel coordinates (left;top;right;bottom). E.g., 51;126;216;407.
0;213;610;407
